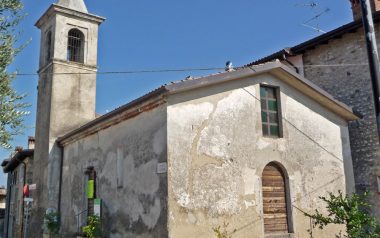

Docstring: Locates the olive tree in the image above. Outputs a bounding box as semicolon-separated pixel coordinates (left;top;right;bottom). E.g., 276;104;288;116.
0;0;29;149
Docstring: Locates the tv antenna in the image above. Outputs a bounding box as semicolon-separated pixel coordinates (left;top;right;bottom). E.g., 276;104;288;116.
294;1;318;9
301;7;330;33
295;1;330;33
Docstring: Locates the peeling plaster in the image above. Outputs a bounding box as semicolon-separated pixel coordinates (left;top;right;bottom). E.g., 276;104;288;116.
60;106;168;237
243;168;256;195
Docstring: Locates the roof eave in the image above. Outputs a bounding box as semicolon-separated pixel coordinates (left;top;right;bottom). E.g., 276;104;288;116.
3;149;34;173
57;86;168;145
247;11;380;66
35;4;105;28
271;65;359;121
166;62;358;121
58;62;358;146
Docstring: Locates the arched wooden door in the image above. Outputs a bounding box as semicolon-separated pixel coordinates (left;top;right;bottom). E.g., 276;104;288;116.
262;163;289;234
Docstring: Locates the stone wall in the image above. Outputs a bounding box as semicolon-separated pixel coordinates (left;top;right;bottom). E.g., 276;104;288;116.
301;24;380;216
167;74;352;238
60;105;168;237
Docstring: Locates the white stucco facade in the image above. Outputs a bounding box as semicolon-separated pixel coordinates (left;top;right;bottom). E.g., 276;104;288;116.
166;73;354;238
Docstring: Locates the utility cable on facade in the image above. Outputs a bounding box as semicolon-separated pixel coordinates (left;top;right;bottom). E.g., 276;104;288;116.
14;63;370;77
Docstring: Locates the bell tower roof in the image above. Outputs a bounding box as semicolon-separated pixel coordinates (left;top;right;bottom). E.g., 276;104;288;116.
57;0;88;13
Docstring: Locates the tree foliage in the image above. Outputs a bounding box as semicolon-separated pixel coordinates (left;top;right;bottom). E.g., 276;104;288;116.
0;0;29;149
304;191;380;238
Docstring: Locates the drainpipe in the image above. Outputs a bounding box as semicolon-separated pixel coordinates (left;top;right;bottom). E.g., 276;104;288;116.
360;0;380;139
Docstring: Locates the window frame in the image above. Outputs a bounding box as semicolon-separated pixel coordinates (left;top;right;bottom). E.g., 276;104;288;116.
259;84;283;138
67;28;85;63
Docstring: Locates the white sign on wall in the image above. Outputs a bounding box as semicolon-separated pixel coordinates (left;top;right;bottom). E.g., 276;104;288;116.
94;199;101;216
29;184;37;190
24;198;33;203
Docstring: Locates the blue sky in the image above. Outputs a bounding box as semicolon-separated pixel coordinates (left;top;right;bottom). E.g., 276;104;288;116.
0;0;354;186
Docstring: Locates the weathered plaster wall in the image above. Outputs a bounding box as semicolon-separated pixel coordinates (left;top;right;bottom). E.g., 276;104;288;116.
301;25;380;216
60;105;168;237
167;74;352;238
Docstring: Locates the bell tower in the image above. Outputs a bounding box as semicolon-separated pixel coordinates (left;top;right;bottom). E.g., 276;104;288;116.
350;0;380;20
30;0;104;236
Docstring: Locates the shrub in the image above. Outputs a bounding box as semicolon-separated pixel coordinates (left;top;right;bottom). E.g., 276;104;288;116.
303;191;380;238
82;215;101;238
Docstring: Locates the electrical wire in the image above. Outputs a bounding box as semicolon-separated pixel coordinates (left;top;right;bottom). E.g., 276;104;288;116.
12;63;369;77
15;67;226;76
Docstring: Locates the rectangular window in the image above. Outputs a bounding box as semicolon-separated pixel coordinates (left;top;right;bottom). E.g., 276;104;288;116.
377;176;380;193
260;85;281;137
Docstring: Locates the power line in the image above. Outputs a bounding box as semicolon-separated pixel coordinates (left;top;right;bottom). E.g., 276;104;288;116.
13;63;369;77
15;67;226;76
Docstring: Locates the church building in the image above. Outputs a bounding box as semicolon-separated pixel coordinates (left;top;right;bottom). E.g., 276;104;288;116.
19;0;363;237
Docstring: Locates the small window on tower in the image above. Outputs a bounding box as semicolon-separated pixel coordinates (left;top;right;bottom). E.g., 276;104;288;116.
45;31;52;63
377;176;380;193
67;28;84;63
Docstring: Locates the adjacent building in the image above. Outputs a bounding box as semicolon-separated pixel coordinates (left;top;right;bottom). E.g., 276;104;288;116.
2;138;34;238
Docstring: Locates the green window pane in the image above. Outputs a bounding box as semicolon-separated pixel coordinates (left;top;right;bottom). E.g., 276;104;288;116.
260;87;266;97
261;100;267;110
270;125;279;136
262;124;269;135
269;112;278;123
261;112;268;122
266;87;276;98
260;86;281;138
268;101;277;111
